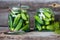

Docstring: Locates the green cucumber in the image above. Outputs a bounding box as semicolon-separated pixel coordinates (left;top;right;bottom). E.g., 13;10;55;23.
21;9;27;13
26;21;29;24
46;25;53;30
43;11;51;18
54;22;60;34
13;14;21;27
14;19;23;31
43;17;51;21
26;14;29;18
8;15;14;31
53;22;59;30
42;26;45;29
34;15;43;24
45;21;50;25
51;17;55;21
36;23;42;31
21;13;27;20
20;24;29;31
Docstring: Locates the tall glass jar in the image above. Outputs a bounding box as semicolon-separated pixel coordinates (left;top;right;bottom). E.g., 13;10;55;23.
34;8;55;31
8;7;30;33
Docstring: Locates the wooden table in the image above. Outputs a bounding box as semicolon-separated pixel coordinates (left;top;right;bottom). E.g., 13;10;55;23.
0;27;60;40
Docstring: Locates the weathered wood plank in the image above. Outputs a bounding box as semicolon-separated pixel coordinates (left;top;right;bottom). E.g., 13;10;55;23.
0;9;9;26
0;27;59;40
0;27;60;40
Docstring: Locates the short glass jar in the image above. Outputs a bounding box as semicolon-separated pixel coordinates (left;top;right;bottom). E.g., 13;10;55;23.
8;7;30;33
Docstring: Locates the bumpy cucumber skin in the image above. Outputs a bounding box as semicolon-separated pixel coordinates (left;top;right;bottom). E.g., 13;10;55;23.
36;23;42;31
14;19;23;31
13;14;21;28
43;12;51;18
21;12;27;20
8;14;14;31
34;15;43;24
20;24;29;31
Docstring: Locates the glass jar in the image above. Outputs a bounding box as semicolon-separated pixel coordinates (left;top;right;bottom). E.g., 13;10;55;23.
8;7;30;33
34;8;55;31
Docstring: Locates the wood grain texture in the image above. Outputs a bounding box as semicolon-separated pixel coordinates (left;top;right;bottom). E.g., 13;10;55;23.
0;27;59;40
0;31;60;40
0;9;9;26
